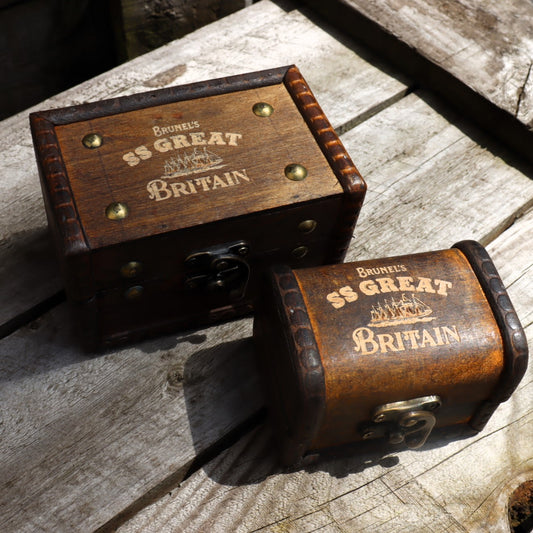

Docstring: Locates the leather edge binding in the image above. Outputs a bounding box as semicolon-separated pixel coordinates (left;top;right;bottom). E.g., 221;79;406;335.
453;240;529;431
268;264;327;466
283;65;366;263
29;113;89;257
28;66;292;125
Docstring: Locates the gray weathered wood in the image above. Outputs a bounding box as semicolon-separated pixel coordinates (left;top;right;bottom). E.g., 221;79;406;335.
303;0;533;163
0;0;407;330
117;206;533;533
0;314;258;532
1;2;532;531
343;91;533;260
116;0;247;60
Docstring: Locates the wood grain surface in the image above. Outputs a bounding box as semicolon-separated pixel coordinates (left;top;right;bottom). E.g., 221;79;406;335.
293;248;505;450
50;81;341;247
1;1;532;532
302;0;533;163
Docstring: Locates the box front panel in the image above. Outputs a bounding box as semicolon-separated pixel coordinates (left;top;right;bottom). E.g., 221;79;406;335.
87;195;343;347
294;249;504;450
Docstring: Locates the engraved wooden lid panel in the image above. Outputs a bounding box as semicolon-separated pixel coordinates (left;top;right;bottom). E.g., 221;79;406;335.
54;83;342;249
293;248;504;450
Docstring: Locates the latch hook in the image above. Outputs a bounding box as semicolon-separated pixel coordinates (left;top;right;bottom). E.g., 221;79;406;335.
361;395;441;449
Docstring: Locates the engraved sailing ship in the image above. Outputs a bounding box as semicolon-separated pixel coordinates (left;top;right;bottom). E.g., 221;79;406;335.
368;294;436;327
161;147;225;179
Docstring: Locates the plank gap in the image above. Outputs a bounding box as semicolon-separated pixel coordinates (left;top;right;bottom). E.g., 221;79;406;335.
335;84;416;135
300;0;533;166
481;201;533;247
94;407;267;533
0;290;65;340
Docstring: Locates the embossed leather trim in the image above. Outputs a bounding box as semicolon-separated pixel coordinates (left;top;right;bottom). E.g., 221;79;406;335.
453;240;528;431
284;65;366;263
29;66;290;125
269;264;327;465
30;114;89;257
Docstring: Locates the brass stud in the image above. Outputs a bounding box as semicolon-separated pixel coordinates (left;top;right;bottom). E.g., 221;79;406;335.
285;163;308;181
298;219;317;234
426;401;440;411
106;202;129;220
82;133;103;149
252;102;274;117
124;285;144;300
402;417;418;428
215;260;229;271
120;261;143;279
292;246;308;259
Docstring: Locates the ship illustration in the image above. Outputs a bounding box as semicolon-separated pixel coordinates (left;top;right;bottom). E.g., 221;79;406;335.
161;147;225;178
368;294;436;327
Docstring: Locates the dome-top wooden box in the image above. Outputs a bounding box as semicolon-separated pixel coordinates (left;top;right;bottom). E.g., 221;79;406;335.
30;65;365;350
253;241;528;465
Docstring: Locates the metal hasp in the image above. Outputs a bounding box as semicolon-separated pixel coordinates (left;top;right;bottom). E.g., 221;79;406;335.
360;395;441;449
184;241;250;300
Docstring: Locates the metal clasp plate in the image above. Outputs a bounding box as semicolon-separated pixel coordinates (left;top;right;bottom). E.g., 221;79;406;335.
184;241;250;300
360;395;441;449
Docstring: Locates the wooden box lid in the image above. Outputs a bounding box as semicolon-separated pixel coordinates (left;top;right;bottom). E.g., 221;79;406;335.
30;65;365;253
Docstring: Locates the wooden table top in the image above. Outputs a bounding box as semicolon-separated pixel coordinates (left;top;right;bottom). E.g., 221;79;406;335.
1;2;531;532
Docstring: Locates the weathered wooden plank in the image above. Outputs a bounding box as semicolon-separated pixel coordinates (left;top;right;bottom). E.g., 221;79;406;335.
117;206;533;533
117;0;247;60
0;313;259;533
0;0;407;331
302;0;533;164
3;87;529;532
344;91;533;260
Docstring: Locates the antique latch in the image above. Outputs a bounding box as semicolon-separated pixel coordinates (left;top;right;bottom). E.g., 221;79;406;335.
184;241;250;300
360;395;441;449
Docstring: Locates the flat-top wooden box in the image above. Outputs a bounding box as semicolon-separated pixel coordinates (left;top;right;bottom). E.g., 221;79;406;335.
253;241;528;465
30;65;365;350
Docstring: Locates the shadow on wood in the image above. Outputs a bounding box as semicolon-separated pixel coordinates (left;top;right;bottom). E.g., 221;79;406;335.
180;333;478;486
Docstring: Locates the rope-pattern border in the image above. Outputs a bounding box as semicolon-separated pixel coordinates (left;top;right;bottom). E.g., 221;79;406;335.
30;66;290;125
453;240;528;431
30;114;89;257
283;66;366;263
269;264;326;466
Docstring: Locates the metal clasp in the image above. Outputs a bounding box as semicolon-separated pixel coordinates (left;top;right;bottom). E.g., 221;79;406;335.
184;241;250;300
360;395;441;449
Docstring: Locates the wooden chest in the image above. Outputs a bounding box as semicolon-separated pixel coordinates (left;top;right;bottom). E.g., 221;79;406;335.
253;241;528;465
30;65;365;350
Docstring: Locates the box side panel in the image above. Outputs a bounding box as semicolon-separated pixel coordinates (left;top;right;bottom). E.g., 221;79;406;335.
29;113;91;299
283;65;367;263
